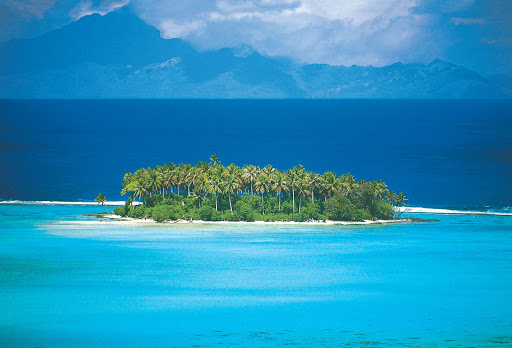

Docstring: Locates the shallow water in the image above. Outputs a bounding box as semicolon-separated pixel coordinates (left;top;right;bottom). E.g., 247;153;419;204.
1;205;512;347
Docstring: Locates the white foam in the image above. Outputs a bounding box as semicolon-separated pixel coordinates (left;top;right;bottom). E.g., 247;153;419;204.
397;206;512;216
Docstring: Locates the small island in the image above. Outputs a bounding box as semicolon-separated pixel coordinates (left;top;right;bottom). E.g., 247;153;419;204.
112;154;408;224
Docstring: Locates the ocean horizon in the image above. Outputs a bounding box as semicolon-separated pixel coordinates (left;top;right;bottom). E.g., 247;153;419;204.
1;99;511;208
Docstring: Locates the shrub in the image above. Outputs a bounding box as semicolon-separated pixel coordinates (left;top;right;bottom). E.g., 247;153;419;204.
301;203;321;220
291;213;305;222
371;200;394;220
234;201;255;222
280;200;294;214
355;208;371;221
277;213;291;221
210;209;222;221
221;212;239;221
198;205;214;221
252;213;264;221
128;205;146;219
324;194;357;221
151;205;173;222
318;214;327;222
122;204;130;216
114;207;122;216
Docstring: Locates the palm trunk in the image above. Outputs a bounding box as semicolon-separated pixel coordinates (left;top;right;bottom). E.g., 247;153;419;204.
103;202;110;215
292;185;295;214
261;193;265;215
278;194;281;213
229;195;233;215
177;185;180;195
299;195;301;213
312;189;314;203
215;193;218;211
251;180;253;195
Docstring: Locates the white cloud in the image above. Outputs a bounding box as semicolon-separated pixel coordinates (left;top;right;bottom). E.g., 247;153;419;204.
451;17;486;25
160;19;206;38
129;0;476;67
69;0;129;20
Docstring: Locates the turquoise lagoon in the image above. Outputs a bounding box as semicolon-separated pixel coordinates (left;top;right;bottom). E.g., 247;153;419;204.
1;204;511;347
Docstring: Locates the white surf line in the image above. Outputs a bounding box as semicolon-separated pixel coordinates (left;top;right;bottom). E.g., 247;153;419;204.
397;206;512;216
0;200;143;206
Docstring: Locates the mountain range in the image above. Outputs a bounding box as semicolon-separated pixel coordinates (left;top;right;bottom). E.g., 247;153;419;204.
1;7;510;99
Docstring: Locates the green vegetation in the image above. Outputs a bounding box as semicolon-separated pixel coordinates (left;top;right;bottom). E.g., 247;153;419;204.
114;154;408;223
94;193;109;214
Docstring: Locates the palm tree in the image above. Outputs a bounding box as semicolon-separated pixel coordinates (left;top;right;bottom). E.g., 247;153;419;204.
386;190;396;206
287;170;300;214
255;174;269;215
155;165;167;195
223;173;240;215
242;165;259;195
225;163;241;177
293;164;306;178
344;172;355;186
262;164;275;176
395;192;408;218
368;179;388;200
297;179;309;214
173;164;186;195
162;168;173;198
306;171;320;203
133;181;147;205
164;163;177;194
145;167;160;198
95;193;109;214
396;192;408;206
271;171;288;213
193;173;209;208
320;171;339;199
121;172;133;196
208;176;223;211
209;153;221;166
182;164;194;196
339;180;351;197
195;161;209;172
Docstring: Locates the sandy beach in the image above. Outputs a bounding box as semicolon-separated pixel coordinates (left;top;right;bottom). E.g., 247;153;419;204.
84;214;411;226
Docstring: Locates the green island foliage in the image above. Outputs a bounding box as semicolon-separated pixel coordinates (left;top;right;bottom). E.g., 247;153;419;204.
114;154;408;222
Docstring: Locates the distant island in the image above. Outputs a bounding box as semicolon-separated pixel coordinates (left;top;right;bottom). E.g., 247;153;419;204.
112;154;408;223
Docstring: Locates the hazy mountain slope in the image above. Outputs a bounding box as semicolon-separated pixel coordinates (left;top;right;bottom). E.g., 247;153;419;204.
0;7;508;99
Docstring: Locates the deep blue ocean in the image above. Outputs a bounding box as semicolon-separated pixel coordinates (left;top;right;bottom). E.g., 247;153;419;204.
1;99;511;208
1;100;512;347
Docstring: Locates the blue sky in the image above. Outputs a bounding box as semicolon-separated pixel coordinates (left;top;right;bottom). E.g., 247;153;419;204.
1;0;510;75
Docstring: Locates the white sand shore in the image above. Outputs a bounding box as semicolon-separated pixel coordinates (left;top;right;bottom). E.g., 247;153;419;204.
83;214;410;226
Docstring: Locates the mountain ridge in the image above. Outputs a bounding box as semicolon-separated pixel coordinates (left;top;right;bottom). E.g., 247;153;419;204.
0;7;510;99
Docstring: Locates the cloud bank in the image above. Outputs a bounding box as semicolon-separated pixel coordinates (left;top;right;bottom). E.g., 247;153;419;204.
130;0;438;67
69;0;130;20
0;0;510;74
